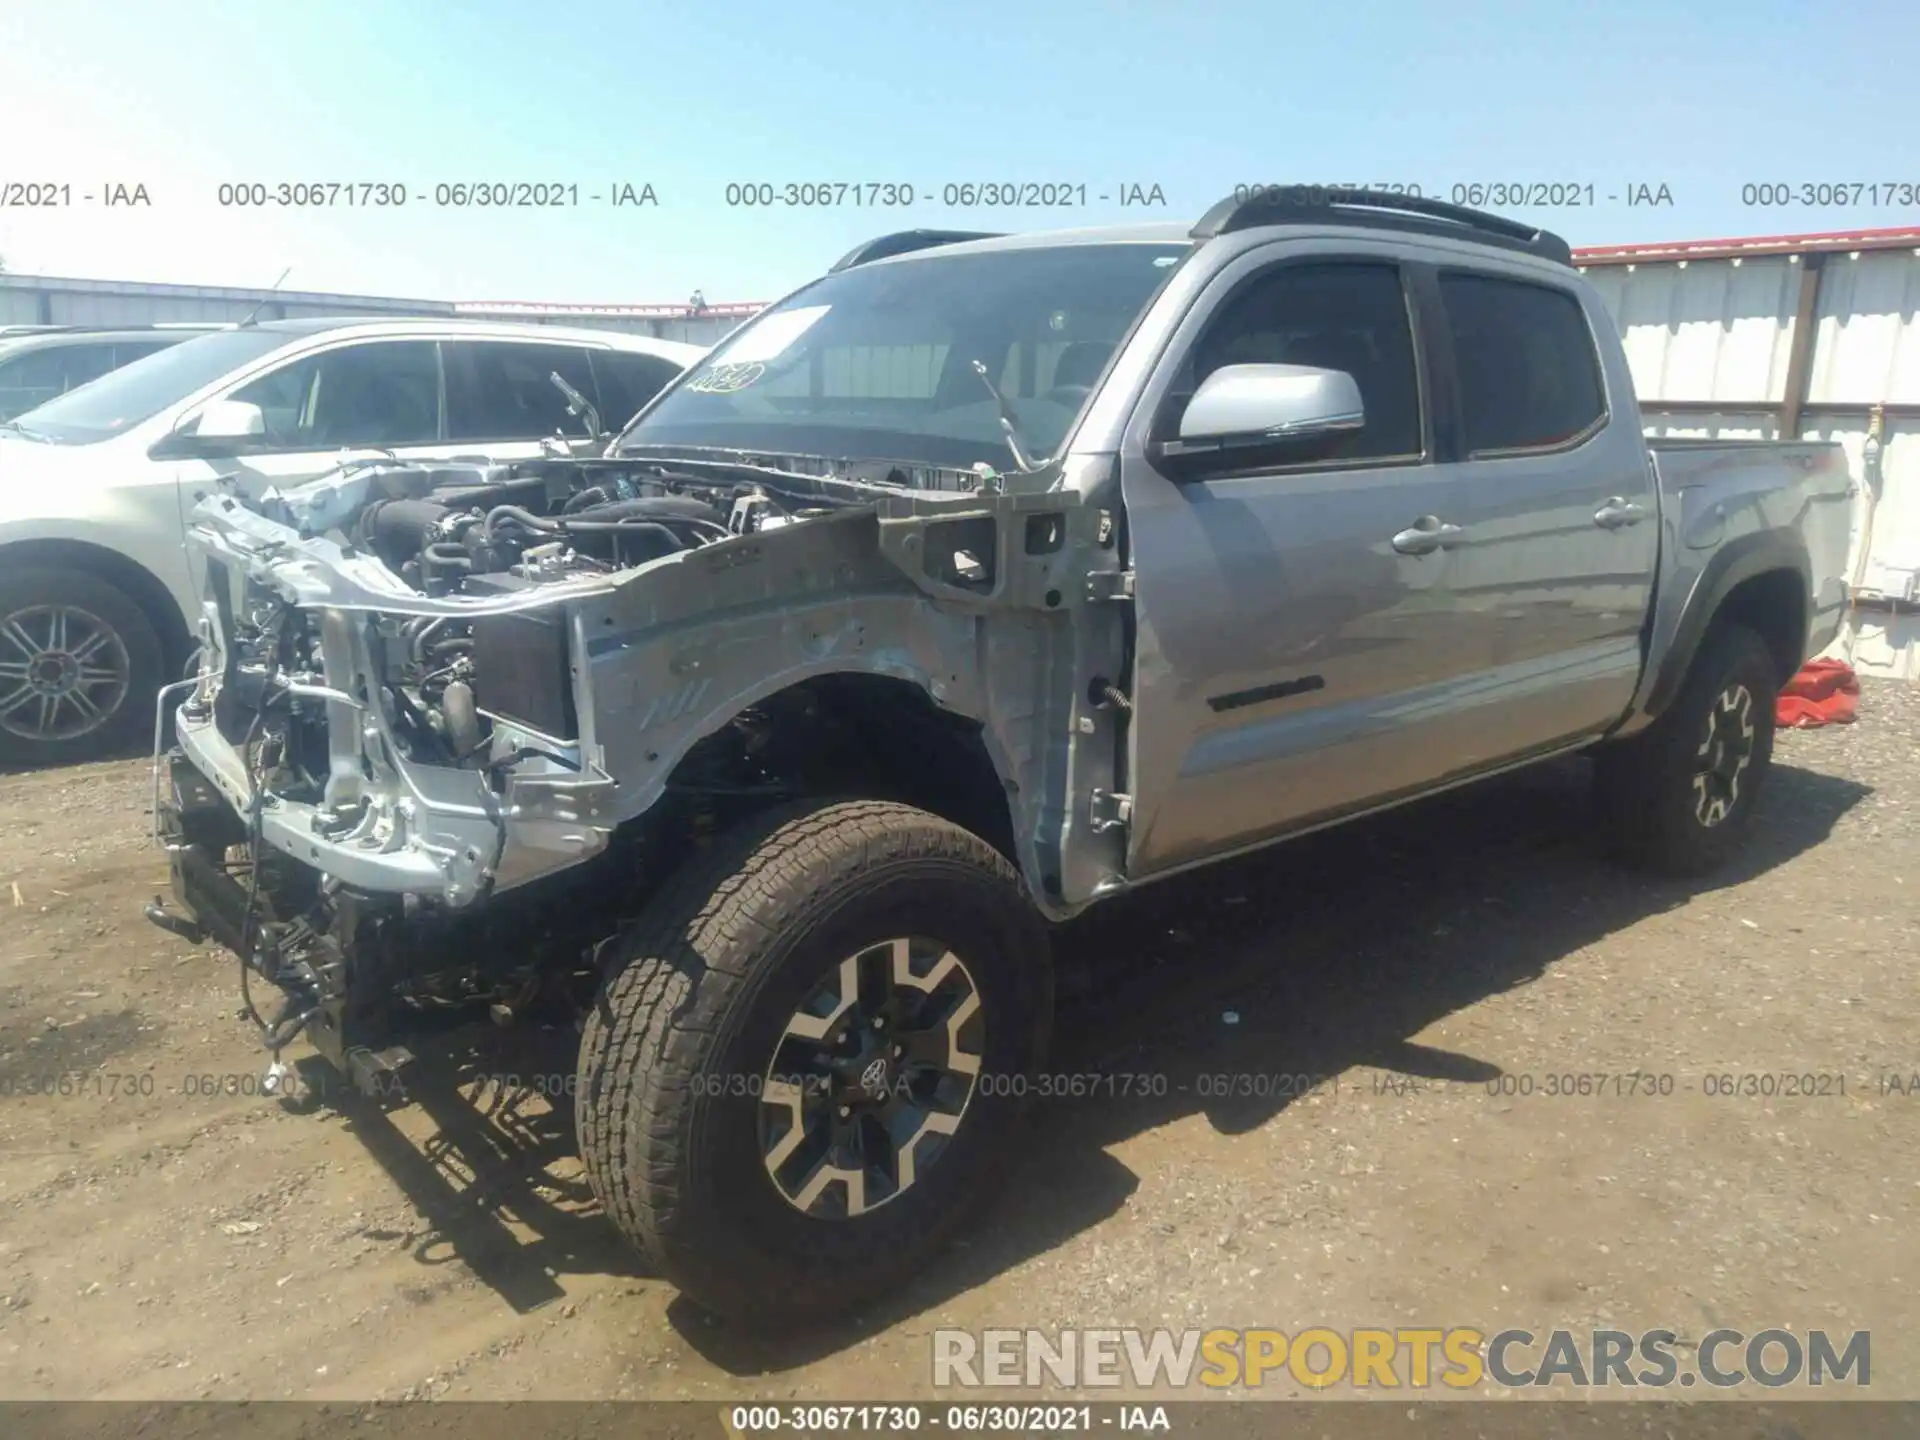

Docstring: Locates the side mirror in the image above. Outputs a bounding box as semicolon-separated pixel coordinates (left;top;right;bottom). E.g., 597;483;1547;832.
1152;363;1364;466
195;399;267;440
150;399;266;459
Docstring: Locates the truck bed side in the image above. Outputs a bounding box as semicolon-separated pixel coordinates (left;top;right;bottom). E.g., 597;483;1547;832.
1620;437;1854;735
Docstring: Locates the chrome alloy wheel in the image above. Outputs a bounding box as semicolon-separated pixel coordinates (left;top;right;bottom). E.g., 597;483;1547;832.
0;605;132;743
1692;682;1757;828
759;937;985;1218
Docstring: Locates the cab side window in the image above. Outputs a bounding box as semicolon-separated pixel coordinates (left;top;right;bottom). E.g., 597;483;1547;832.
1173;260;1423;465
229;341;441;448
1437;272;1606;455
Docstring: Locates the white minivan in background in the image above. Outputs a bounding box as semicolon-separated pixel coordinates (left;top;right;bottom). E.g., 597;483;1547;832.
0;318;705;766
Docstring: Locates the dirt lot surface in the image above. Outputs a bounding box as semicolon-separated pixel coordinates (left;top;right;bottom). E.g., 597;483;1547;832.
1;684;1915;1403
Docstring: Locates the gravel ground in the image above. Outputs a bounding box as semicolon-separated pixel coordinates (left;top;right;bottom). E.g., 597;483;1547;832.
0;682;1914;1402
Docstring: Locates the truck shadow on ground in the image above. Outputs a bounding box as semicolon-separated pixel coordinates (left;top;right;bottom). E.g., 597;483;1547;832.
303;755;1867;1362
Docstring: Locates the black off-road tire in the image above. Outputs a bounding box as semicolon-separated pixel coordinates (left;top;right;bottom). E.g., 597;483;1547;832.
576;798;1053;1325
1595;622;1780;876
0;567;163;769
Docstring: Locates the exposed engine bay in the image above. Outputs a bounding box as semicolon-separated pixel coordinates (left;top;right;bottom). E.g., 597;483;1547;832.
211;456;857;770
157;456;887;1085
151;451;1075;1091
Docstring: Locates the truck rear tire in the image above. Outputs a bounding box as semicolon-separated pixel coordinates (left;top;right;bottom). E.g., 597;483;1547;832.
0;568;163;769
1595;622;1780;877
576;798;1052;1325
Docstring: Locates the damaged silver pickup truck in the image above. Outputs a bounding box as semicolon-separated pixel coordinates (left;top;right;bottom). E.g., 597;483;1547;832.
150;189;1854;1324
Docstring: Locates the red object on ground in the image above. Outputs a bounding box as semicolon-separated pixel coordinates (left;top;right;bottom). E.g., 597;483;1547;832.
1776;658;1861;728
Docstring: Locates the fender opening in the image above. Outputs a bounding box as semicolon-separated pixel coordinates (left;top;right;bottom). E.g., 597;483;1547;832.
659;672;1018;865
1716;569;1807;688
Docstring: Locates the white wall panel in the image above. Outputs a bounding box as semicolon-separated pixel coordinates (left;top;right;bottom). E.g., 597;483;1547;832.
1807;250;1920;406
1583;257;1801;404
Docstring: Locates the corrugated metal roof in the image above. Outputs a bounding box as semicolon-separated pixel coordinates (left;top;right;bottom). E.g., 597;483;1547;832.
1574;227;1920;265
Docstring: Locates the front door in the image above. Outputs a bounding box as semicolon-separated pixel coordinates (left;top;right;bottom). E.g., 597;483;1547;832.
1120;251;1483;878
170;338;450;505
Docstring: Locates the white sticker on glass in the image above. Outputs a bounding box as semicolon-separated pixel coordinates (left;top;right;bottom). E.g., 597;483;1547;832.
711;305;831;365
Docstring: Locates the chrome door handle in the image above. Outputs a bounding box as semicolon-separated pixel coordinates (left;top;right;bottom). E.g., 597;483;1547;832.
1594;497;1647;528
1391;516;1464;555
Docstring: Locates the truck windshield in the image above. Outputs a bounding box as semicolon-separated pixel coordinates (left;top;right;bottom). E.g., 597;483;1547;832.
615;241;1191;471
6;328;295;444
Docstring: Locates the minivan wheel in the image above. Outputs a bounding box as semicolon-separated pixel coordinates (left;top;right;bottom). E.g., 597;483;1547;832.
0;569;162;769
1595;622;1780;877
577;799;1051;1325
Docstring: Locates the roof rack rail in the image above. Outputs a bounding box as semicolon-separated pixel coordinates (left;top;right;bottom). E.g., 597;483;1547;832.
1191;186;1573;267
829;229;1005;273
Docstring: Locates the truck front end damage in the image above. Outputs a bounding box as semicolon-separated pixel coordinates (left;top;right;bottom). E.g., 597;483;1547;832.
150;453;1122;1091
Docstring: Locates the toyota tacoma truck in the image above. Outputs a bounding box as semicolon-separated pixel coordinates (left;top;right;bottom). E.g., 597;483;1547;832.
148;188;1855;1325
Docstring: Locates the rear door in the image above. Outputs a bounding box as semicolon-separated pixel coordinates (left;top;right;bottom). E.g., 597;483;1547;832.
1120;247;1482;877
1431;267;1658;759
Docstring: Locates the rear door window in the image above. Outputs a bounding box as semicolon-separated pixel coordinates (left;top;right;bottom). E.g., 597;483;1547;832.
1437;272;1607;454
443;341;601;442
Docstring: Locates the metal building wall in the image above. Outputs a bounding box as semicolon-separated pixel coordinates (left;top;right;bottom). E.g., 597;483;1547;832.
0;274;451;326
0;275;759;343
1581;243;1920;679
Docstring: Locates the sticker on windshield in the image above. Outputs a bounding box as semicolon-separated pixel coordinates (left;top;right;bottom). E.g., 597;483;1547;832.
686;361;766;394
712;304;831;364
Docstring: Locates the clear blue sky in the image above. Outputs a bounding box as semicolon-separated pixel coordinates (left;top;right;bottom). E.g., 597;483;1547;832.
1;0;1913;305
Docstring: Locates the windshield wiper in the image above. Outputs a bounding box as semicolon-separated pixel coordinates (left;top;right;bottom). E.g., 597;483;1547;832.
0;419;50;442
549;371;603;446
969;358;1040;472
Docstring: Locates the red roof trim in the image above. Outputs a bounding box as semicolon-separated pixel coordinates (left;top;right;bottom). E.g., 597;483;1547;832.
1574;226;1920;264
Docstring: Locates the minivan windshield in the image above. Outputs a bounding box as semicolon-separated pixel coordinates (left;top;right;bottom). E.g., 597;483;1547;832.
3;328;297;444
614;241;1191;471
